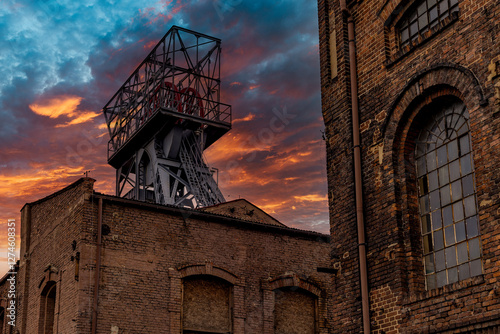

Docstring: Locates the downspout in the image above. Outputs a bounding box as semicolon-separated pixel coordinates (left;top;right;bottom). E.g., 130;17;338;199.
91;198;103;334
339;0;371;333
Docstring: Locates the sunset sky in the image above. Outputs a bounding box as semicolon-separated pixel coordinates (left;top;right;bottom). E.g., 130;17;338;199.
0;0;328;273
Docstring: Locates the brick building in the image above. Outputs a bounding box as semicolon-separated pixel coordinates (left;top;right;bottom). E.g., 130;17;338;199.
9;178;332;333
317;0;500;332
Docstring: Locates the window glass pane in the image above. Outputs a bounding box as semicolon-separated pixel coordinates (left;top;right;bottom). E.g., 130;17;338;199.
428;0;437;7
423;234;433;254
464;195;476;217
419;176;429;195
422;214;432;234
469;238;481;260
455;221;466;242
436;270;447;287
427;152;437;171
419;14;429;30
401;29;409;43
460;154;472;175
440;186;451;206
457;241;468;263
410;21;419;37
418;2;427;16
437;145;447;167
451;180;462;202
410;11;418;22
429;6;438;22
416;143;426;157
425;254;435;273
440;0;449;13
443;205;453;226
438;166;449;186
445;246;457;267
434;230;444;250
430;190;440;210
458;263;470;280
426;274;436;290
435;249;446;271
462;175;474;197
459;135;470;155
448;140;458;161
448;267;458;284
417;158;427;176
445;225;455;246
457;122;468;136
420;195;430;214
453;201;464;222
450;0;458;8
429;171;439;191
450;160;461;181
470;259;482;277
432;210;442;230
466;216;479;237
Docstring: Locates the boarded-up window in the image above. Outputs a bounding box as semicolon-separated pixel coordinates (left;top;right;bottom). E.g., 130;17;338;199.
0;307;4;334
274;287;316;334
182;275;232;333
38;281;57;334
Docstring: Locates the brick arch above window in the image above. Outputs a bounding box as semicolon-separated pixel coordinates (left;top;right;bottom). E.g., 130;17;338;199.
177;263;239;285
265;273;322;297
379;63;487;144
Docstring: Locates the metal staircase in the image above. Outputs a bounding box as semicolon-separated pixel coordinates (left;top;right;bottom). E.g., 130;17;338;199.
179;132;225;207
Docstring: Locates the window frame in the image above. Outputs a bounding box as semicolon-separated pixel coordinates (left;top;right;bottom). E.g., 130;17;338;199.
398;0;459;48
413;97;482;290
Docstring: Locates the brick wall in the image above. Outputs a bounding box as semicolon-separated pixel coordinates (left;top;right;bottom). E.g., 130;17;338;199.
18;178;332;333
318;0;500;332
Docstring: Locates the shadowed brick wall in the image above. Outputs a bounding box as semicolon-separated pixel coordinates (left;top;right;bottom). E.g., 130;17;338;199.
318;0;500;332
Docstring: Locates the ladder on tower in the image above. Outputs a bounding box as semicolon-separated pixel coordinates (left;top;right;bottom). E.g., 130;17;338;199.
179;132;225;207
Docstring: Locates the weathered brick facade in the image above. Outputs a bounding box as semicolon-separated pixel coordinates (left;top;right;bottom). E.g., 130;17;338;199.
318;0;500;332
13;178;332;333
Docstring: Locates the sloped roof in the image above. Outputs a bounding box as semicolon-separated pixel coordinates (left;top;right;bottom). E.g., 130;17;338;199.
201;199;286;227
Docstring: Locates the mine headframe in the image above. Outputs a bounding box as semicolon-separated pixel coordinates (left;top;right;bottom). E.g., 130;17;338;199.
102;26;231;208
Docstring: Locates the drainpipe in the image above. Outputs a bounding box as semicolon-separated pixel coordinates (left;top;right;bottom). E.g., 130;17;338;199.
339;1;371;333
91;198;103;334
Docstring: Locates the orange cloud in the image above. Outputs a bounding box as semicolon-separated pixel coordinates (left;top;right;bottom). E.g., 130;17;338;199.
293;194;328;202
30;95;82;118
233;113;256;124
30;95;99;127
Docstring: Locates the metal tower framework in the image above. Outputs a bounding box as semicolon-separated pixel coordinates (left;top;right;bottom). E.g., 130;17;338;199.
102;26;231;208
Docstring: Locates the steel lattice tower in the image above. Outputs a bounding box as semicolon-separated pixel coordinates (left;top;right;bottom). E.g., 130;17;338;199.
102;26;231;208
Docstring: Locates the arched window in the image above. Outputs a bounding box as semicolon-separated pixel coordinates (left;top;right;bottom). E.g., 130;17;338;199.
182;275;232;334
415;97;482;289
38;281;57;334
0;306;4;334
274;287;317;334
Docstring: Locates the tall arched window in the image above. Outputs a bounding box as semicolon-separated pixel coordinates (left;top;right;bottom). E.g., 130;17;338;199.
182;275;232;334
274;287;317;334
38;281;57;334
415;97;482;289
